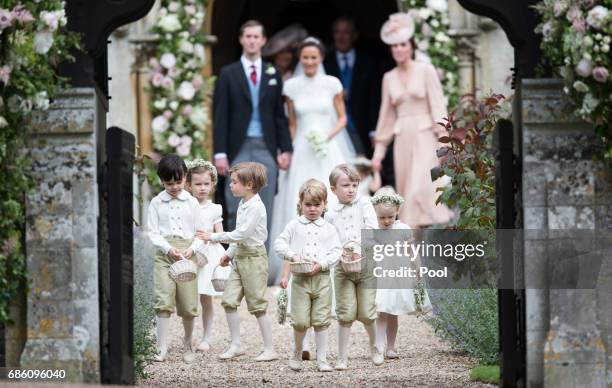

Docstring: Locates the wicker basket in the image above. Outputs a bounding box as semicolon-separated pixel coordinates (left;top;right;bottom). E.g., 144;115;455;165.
195;250;208;268
211;264;230;292
340;240;362;273
289;260;315;274
168;258;198;282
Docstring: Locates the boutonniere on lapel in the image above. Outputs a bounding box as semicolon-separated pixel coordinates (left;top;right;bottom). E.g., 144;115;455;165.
268;78;278;86
265;64;276;75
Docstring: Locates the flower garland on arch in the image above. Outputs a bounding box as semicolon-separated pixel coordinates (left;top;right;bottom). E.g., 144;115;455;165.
402;0;460;109
0;0;80;322
148;0;212;160
535;0;611;166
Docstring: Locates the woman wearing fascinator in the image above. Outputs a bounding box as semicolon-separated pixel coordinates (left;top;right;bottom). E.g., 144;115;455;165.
371;13;452;228
269;36;355;279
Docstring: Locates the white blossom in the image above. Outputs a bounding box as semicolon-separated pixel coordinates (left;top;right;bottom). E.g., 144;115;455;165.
160;53;176;69
575;58;593;77
157;14;181;32
194;44;205;61
168;2;180;12
177;81;196;101
34;91;50;110
180;40;194;54
33;31;54;54
0;116;7;128
176;143;191;157
154;99;167;110
426;0;447;13
189;106;208;127
169;101;179;111
586;6;609;30
168;133;181;147
152;115;169;132
572;80;589;93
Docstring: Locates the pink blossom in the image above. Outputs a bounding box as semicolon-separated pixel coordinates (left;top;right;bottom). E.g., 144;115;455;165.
182;104;193;116
421;23;433;37
572;17;587;32
167;133;181;147
151;72;164;87
12;6;34;24
40;10;61;31
0;9;14;30
192;75;204;90
566;6;582;22
161;76;174;89
148;57;161;70
553;1;568;17
0;66;11;85
163;110;173;119
180;135;193;147
176;144;191;157
592;66;609;83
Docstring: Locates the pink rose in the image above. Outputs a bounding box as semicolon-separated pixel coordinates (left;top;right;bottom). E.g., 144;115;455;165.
176;144;191;157
566;6;582;22
553;1;568;17
0;65;11;85
167;133;181;147
592;67;609;83
151;72;164;87
182;105;193;116
192;75;203;90
12;6;34;24
163;110;173;119
180;135;193;147
572;17;587;33
161;76;173;89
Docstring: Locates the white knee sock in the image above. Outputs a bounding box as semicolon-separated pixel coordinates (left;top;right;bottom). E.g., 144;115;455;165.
386;314;398;350
302;327;314;352
201;295;214;343
182;317;194;346
337;325;351;361
376;314;388;352
364;321;379;350
156;316;170;354
294;329;307;354
315;329;329;362
225;310;241;348
256;314;274;351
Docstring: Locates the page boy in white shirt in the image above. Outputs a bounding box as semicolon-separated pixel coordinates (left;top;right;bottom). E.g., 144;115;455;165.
147;154;203;363
200;162;278;361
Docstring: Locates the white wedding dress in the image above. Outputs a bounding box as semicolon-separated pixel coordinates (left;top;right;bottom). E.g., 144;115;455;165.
269;72;355;283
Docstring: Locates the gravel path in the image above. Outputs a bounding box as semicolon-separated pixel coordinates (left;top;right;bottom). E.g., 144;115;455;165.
141;287;493;387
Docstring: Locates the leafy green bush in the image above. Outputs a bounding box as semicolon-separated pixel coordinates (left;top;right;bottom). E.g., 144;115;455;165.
470;364;500;384
426;289;499;365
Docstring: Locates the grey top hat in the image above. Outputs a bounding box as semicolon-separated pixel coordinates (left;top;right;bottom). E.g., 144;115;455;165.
262;23;309;58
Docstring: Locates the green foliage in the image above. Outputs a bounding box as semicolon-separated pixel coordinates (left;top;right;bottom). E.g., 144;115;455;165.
426;289;499;365
0;0;81;323
534;0;612;167
470;364;500;384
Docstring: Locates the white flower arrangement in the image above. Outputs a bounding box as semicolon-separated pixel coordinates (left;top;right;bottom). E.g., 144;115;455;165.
371;192;405;207
148;0;212;163
305;130;328;158
185;158;218;182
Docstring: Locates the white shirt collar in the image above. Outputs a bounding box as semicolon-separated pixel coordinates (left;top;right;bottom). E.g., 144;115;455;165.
241;55;262;73
298;215;325;226
239;193;261;209
332;195;360;211
160;189;190;202
336;49;356;68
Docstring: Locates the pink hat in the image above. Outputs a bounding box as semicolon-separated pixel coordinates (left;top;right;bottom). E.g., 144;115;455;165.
380;12;415;45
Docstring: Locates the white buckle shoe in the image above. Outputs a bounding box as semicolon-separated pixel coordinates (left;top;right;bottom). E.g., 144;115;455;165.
197;340;211;352
218;345;245;360
334;358;348;370
288;351;302;371
254;349;279;362
371;346;384;366
317;360;333;372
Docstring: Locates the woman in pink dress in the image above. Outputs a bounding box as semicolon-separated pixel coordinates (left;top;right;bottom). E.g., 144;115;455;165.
371;13;451;227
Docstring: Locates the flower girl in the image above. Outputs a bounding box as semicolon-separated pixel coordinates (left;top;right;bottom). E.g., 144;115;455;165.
372;187;431;359
186;159;230;351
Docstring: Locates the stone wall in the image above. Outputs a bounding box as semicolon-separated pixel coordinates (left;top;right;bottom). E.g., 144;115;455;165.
521;79;612;387
20;88;107;383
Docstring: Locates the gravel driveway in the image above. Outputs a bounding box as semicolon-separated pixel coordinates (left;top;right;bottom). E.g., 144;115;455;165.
141;287;493;387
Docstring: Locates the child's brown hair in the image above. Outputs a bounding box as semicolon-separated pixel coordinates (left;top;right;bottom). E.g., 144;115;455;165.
296;179;327;215
229;162;268;193
329;163;361;187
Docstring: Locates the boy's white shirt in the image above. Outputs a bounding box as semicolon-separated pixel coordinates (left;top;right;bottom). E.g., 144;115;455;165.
274;215;342;271
210;193;267;259
147;189;204;254
325;195;378;255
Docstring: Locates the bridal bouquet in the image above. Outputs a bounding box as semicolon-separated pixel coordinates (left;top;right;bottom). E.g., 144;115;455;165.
305;129;328;158
276;288;288;325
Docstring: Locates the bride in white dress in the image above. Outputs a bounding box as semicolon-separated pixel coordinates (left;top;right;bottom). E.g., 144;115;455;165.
270;37;355;284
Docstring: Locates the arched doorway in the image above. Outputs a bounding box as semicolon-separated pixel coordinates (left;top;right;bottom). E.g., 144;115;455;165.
211;0;398;74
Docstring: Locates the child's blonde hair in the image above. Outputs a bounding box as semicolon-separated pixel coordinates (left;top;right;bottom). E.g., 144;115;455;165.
329;163;361;187
229;162;268;193
296;179;327;215
371;186;404;211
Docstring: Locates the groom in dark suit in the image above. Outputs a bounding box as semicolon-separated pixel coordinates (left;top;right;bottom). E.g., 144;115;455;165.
323;16;381;158
213;20;292;233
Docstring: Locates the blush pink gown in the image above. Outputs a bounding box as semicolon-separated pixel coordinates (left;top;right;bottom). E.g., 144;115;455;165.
373;61;452;227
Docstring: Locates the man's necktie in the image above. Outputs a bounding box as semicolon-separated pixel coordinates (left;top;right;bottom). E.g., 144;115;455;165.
341;55;351;89
250;64;257;86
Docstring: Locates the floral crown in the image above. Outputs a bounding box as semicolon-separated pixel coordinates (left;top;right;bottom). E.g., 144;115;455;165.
185;159;218;181
371;192;404;207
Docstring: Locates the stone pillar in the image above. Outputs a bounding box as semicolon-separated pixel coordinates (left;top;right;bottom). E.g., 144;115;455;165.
521;79;611;387
21;88;107;383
